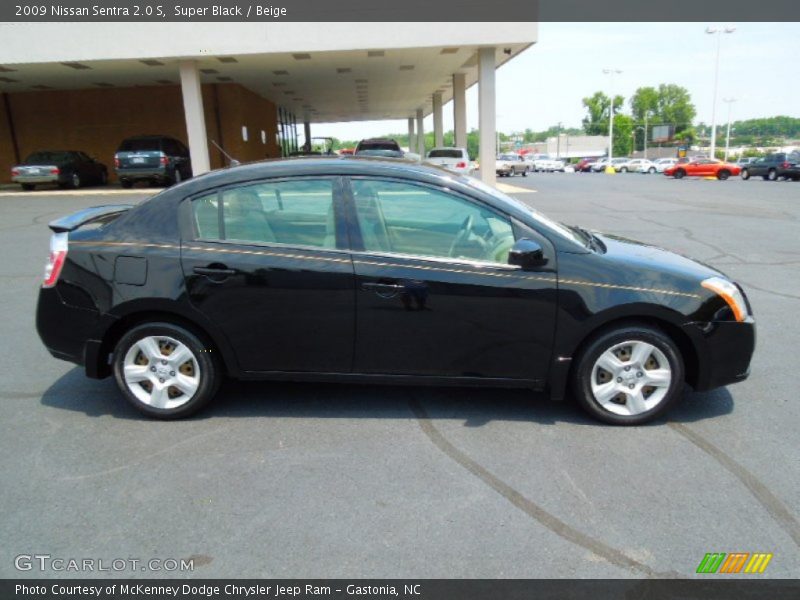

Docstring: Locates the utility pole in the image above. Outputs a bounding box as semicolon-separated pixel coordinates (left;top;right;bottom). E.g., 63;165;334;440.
603;69;622;169
706;25;736;159
723;97;736;162
556;122;562;159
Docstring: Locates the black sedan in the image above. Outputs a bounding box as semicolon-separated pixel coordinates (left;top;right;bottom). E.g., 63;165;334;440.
11;150;108;191
36;158;755;424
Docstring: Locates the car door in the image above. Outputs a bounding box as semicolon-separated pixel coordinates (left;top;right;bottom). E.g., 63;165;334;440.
180;176;355;373
345;177;557;382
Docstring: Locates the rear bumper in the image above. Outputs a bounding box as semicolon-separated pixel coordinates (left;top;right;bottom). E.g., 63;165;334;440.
12;175;62;184
684;318;756;391
36;287;102;372
116;167;169;180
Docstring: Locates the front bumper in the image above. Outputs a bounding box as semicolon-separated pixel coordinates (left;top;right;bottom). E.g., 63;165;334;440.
683;318;756;391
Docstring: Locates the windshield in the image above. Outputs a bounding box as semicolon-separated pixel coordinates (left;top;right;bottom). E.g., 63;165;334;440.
354;149;404;157
118;138;162;152
464;178;587;247
428;149;462;159
357;140;400;151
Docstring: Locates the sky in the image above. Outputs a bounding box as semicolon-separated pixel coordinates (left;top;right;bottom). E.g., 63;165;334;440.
313;22;800;142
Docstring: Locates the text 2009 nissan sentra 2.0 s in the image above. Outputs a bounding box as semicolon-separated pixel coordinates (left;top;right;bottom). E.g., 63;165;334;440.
36;158;755;424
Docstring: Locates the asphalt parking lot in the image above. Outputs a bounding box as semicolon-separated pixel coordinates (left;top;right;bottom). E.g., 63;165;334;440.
0;173;798;579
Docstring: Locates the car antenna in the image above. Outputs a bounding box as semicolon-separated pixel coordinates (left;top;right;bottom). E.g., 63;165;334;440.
210;139;240;167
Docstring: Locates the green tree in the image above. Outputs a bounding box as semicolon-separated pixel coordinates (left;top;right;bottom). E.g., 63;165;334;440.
613;114;634;156
630;84;696;150
582;91;624;135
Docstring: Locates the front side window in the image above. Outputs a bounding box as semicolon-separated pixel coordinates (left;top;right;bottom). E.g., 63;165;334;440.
192;179;336;249
350;179;515;264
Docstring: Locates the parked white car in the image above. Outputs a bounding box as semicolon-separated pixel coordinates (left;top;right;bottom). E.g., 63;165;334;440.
425;147;473;175
653;158;679;173
533;155;564;172
590;158;610;172
625;158;658;174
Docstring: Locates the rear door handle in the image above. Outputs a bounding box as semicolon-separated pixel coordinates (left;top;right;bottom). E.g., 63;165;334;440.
193;265;236;277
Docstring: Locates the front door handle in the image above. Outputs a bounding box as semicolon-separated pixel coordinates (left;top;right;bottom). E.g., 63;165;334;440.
362;282;404;292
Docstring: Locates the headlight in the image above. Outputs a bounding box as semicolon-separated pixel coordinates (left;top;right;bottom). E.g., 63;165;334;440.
701;277;749;322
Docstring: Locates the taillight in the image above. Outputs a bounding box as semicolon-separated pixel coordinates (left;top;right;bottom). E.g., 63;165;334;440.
781;161;790;169
43;232;68;289
114;157;120;168
50;167;60;175
160;155;170;166
11;168;19;176
456;161;466;168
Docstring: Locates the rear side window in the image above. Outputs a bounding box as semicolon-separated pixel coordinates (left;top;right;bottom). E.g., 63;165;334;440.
192;179;336;249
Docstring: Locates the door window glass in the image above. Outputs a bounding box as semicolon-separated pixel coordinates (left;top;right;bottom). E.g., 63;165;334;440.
351;179;515;264
192;179;336;248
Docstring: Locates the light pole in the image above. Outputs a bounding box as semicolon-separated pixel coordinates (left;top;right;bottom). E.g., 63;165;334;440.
723;97;736;161
602;69;622;167
556;121;562;159
706;25;736;159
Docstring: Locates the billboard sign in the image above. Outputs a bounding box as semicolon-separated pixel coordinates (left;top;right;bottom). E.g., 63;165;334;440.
651;125;675;143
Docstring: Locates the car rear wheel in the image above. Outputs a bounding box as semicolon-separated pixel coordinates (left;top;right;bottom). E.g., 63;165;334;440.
100;171;108;185
120;179;133;189
648;167;656;174
21;183;35;191
767;169;777;181
674;169;686;179
171;168;183;186
507;169;514;178
572;325;684;425
620;167;628;173
741;169;750;180
113;322;221;419
717;169;730;180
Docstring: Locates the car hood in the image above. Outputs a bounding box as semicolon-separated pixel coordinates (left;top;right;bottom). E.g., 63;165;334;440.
594;232;724;281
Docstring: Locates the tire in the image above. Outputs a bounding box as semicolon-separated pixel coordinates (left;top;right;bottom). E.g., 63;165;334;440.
21;183;35;191
171;168;183;186
572;324;685;425
120;179;133;189
717;170;730;180
522;169;528;177
767;169;777;181
648;167;656;174
507;169;514;178
620;167;628;173
71;173;81;189
741;169;750;180
100;170;108;186
112;322;221;419
674;169;686;179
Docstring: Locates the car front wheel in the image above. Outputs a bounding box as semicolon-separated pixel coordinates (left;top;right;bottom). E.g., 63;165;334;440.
741;169;750;180
113;322;221;419
572;325;684;425
674;169;686;179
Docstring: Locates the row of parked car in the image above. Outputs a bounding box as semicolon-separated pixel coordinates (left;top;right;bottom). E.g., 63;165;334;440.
572;152;800;181
10;135;192;191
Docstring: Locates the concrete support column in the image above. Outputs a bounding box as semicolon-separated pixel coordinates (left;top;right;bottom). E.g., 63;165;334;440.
416;108;425;157
452;73;467;150
432;92;444;148
407;117;416;155
178;60;211;175
303;120;311;150
478;48;496;185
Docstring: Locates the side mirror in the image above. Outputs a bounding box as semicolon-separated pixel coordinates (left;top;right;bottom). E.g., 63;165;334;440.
508;238;546;270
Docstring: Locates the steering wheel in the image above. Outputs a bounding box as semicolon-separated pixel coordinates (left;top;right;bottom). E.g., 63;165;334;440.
448;215;475;258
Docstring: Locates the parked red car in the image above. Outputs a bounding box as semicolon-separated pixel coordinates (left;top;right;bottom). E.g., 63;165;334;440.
664;158;741;180
575;157;599;172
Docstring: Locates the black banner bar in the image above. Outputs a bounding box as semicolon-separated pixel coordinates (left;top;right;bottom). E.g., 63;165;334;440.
3;0;800;22
3;580;800;600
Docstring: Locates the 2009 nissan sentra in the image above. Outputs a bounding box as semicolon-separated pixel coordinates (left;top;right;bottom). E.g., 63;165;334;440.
36;158;755;424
